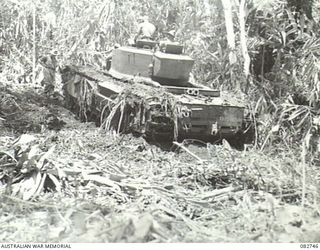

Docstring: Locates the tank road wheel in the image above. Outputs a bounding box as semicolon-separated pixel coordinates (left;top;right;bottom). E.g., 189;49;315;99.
145;116;175;143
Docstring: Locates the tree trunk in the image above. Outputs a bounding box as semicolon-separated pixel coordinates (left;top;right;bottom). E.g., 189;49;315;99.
239;0;250;78
32;4;36;85
221;0;236;65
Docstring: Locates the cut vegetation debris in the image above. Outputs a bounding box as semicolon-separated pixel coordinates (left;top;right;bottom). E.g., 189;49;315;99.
1;0;320;243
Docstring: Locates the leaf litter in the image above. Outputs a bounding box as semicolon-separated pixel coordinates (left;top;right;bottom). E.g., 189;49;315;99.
0;83;320;243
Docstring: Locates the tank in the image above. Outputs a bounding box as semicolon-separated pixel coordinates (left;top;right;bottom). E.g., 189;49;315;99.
61;39;253;146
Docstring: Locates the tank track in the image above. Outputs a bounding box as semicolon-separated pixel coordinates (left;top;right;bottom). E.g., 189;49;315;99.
61;65;176;142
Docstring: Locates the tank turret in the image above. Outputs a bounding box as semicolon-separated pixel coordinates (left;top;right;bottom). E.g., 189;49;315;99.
109;40;194;86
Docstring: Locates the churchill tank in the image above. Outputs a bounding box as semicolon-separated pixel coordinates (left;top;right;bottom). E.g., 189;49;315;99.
61;39;252;146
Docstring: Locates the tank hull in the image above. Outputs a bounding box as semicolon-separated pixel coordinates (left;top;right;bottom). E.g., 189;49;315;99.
61;65;250;145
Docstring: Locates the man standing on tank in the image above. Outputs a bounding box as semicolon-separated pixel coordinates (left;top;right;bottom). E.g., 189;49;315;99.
134;16;156;42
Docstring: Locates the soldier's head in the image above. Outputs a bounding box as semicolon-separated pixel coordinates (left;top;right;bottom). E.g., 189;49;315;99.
164;30;175;41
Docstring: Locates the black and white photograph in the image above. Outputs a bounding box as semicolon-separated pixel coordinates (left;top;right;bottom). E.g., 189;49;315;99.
0;0;320;245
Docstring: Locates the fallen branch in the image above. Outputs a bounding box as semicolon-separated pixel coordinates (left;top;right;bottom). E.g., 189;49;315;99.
1;194;57;208
156;204;200;232
201;186;236;200
0;163;16;168
82;173;121;192
173;141;204;163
